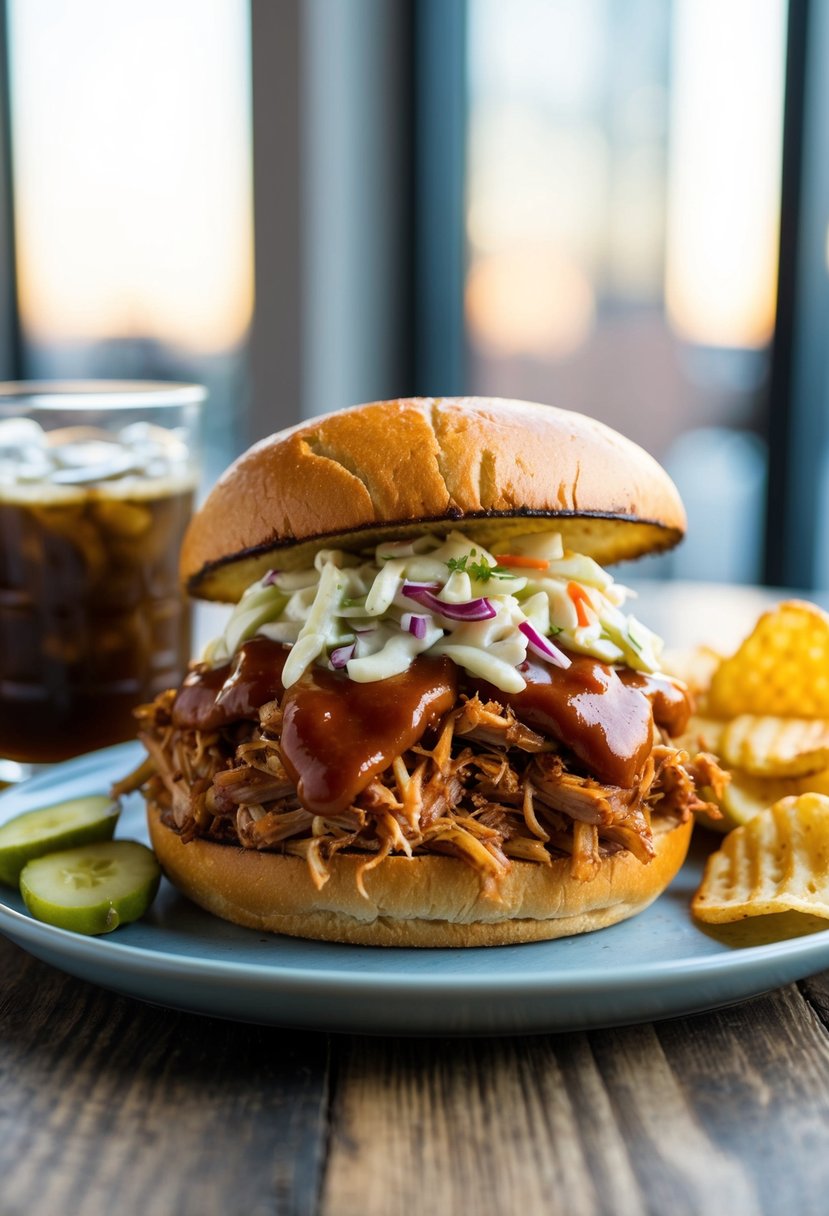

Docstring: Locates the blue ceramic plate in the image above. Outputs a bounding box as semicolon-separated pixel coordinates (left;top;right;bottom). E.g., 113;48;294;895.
1;742;828;1036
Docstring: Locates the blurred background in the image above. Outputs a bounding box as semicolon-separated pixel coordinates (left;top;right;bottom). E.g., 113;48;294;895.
0;0;827;589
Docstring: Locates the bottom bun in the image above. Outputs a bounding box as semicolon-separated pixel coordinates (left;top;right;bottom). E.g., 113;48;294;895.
147;803;693;947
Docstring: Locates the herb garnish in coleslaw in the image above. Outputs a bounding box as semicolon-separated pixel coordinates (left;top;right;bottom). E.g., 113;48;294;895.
203;529;663;693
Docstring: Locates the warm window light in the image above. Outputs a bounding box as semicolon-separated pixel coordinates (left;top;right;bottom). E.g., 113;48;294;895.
664;0;786;349
465;245;595;359
9;0;253;354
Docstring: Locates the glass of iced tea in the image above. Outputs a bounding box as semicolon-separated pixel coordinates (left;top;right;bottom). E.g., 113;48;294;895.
0;381;203;781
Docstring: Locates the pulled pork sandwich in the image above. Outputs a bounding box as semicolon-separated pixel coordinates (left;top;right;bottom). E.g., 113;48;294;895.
118;397;723;946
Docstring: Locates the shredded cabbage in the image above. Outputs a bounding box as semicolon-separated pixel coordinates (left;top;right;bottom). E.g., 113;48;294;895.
203;529;665;691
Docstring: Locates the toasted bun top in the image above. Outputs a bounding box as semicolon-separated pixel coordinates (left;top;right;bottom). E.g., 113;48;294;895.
183;397;686;601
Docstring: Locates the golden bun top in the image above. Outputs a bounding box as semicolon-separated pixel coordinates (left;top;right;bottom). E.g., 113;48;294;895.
182;396;686;601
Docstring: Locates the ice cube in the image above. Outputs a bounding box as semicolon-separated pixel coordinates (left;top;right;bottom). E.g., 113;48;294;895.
0;422;54;484
0;417;190;486
14;451;54;481
0;418;53;483
46;425;112;448
118;422;189;473
51;441;139;484
0;417;47;456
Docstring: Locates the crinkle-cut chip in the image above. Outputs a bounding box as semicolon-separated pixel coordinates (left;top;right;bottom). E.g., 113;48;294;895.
692;793;829;922
699;771;803;833
719;715;829;777
673;715;726;758
798;768;829;797
661;646;722;697
708;600;829;718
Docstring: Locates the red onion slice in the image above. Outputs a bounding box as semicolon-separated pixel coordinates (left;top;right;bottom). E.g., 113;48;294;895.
263;569;281;586
329;643;356;669
402;584;496;621
401;612;431;640
518;620;571;669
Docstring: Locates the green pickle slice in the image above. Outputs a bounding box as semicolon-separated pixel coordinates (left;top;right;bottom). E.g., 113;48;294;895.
0;795;120;886
20;841;161;935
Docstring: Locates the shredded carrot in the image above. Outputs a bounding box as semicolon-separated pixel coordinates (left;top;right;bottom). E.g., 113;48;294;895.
567;581;592;627
493;554;549;570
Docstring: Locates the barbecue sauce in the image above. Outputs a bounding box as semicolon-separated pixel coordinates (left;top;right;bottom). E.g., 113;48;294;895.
617;668;690;738
171;637;691;811
280;658;456;815
173;636;289;730
468;654;665;788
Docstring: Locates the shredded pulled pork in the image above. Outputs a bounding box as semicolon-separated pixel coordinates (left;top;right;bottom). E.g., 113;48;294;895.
118;689;723;899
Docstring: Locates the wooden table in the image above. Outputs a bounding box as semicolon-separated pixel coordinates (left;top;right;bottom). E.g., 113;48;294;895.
3;582;829;1216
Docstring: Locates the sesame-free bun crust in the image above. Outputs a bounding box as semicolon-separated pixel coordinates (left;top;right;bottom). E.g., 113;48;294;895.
147;804;693;947
183;397;686;601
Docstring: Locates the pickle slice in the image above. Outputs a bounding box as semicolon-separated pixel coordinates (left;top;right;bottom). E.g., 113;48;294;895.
0;795;120;887
20;841;161;935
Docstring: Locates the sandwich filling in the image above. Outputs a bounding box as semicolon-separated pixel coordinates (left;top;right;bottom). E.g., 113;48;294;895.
120;530;724;893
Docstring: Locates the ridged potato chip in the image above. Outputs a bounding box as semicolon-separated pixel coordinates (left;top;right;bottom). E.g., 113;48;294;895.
661;646;722;698
799;769;829;797
692;793;829;922
708;600;829;718
719;773;796;824
673;715;726;758
702;770;802;832
719;715;829;777
699;769;829;834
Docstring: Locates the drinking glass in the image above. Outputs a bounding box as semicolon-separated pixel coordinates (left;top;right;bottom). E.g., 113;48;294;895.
0;381;204;782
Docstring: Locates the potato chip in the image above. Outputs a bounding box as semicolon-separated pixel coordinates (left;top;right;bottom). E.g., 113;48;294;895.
673;715;726;758
703;770;803;832
692;793;829;922
661;646;722;697
719;715;829;777
707;600;829;718
798;768;829;797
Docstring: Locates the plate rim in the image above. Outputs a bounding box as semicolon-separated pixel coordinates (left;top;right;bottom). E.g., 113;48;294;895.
2;893;829;997
3;741;829;1007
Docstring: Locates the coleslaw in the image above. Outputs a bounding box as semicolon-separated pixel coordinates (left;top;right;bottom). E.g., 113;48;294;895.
203;529;664;693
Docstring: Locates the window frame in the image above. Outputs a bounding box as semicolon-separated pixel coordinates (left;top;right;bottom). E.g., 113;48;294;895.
764;0;829;588
412;0;468;395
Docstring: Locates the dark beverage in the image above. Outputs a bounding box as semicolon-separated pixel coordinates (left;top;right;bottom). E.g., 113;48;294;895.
0;481;194;763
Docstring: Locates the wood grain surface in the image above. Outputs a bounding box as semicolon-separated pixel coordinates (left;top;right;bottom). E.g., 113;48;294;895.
3;927;829;1216
321;990;829;1216
0;938;330;1216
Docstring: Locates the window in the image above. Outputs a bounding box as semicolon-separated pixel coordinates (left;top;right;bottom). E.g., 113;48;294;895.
2;0;828;589
5;0;253;484
465;0;787;583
